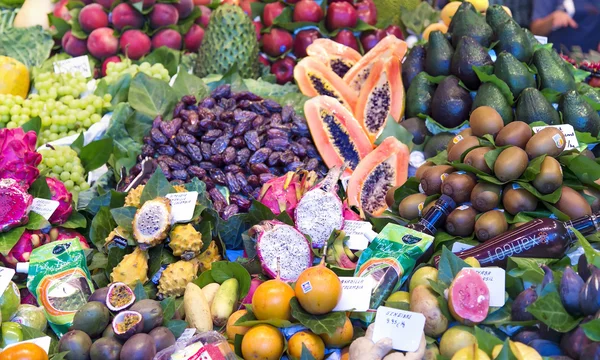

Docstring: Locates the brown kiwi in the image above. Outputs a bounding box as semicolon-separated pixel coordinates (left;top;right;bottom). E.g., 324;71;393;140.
495;121;532;149
555;186;592;219
532;156;563;194
525;128;566;159
420;165;455;195
470;183;502;212
474;210;508;242
469;106;504;138
398;193;428;220
415;161;434;181
447;136;481;162
445;205;478;237
463;147;493;174
494;146;529;182
446;128;473;154
583;187;600;212
441;171;477;204
502;185;538;215
386;186;399;208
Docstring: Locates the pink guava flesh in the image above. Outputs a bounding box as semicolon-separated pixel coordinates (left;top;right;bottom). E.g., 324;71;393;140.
449;268;490;324
46;178;73;225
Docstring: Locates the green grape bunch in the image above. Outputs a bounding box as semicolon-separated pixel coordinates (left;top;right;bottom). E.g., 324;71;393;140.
38;145;90;193
104;59;170;84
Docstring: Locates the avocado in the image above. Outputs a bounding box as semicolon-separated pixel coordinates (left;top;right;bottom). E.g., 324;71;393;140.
578;83;600;104
523;29;540;48
431;75;473;128
494;52;536;98
559;90;600;136
450;36;493;89
451;7;493;48
548;46;578;77
472;82;514;125
402;45;427;90
406;72;436;118
448;1;478;33
533;48;576;94
425;31;454;77
516;88;561;125
424;132;454;159
486;4;512;31
494;19;533;63
401;117;430;145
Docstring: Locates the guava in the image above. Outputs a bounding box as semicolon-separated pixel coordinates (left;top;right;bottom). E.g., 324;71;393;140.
409;266;438;292
0;282;20;321
448;269;490;325
10;304;47;332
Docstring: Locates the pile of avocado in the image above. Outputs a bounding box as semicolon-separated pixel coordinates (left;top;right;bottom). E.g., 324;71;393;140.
401;2;600;159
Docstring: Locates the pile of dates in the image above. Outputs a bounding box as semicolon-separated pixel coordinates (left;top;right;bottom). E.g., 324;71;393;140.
123;84;326;218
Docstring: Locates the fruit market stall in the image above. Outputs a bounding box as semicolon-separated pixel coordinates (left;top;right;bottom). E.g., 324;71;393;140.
1;0;600;359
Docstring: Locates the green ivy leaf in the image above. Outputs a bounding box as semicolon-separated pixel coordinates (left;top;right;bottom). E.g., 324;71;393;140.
110;206;137;233
20;116;41;135
133;281;148;301
89;206;116;253
79;138;113;172
140;168;175;205
60;211;87;229
473;66;515;105
106;247;132;278
209;261;251;299
160;297;177;325
581;318;600;341
492;339;519;360
26;212;50;230
474;326;502;356
172;70;209;100
165;319;187;338
437;247;470;286
290;297;346;336
128;72;178;119
374;114;415;149
141;46;181;77
29;176;52;199
526;292;582;332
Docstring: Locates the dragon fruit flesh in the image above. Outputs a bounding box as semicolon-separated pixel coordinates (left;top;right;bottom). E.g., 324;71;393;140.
294;167;345;248
258;171;317;216
46;178;73;224
0;128;42;189
0;230;51;267
0;178;33;233
343;202;362;221
251;220;313;282
49;228;90;248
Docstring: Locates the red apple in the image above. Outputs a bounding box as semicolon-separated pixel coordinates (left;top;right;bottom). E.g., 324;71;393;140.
102;56;121;77
53;0;71;21
78;4;108;33
254;21;264;41
360;29;384;53
293;29;320;58
261;28;293;57
333;29;359;52
184;24;205;52
384;25;404;40
258;54;271;67
195;5;211;28
262;2;286;27
293;0;323;23
271;56;295;84
326;1;357;31
355;0;377;26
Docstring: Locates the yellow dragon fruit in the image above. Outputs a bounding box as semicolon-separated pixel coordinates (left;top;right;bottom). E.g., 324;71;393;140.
110;247;149;287
196;241;222;272
133;197;172;248
169;223;203;260
157;259;199;298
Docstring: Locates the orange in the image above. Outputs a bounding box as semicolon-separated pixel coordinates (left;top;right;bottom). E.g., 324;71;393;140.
295;265;342;315
0;343;48;360
440;2;461;26
241;325;284;360
226;310;251;339
320;317;354;348
288;331;326;360
423;23;449;41
340;347;350;360
252;279;295;320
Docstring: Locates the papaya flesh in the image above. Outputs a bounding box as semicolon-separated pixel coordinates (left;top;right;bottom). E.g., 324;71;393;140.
355;56;404;144
343;35;408;95
304;95;373;175
306;38;362;78
347;136;409;216
295;57;358;112
448;268;490;325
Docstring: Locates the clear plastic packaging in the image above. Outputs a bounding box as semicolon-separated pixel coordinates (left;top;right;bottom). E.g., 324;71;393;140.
155;331;236;360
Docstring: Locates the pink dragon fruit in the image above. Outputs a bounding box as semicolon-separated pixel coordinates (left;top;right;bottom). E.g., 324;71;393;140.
0;178;33;232
294;167;345;248
242;276;264;305
49;228;90;248
0;230;51;267
257;171;317;216
0;128;42;189
19;288;38;306
250;220;313;282
46;178;73;224
343;201;362;221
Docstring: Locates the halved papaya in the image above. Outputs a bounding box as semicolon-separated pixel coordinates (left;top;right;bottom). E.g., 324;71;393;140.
304;95;373;174
295;57;358;112
306;38;363;78
355;56;405;144
343;35;408;94
346;136;409;216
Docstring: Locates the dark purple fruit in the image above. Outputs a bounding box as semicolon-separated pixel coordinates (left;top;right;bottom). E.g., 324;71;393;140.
511;287;537;321
581;267;600;316
560;267;584;316
512;328;542;345
560;317;593;359
59;330;93;360
578;254;591;282
119;333;156;360
72;302;111;338
90;337;122;360
580;342;600;360
129;299;164;333
541;265;555;291
107;282;135;312
102;324;120;341
112;311;143;341
528;339;564;357
88;287;109;303
148;327;176;352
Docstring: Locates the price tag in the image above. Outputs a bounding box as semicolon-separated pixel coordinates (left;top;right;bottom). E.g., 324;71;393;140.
472;267;506;307
165;191;198;223
451;242;475;253
532;124;579;150
372;307;425;352
53;55;92;78
178;327;196;342
0;267;15;294
333;277;373;312
343;220;372;250
3;336;51;354
534;35;548;44
30;198;60;220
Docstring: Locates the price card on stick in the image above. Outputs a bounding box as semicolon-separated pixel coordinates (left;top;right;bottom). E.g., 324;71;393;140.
166;191;198;223
0;267;15;294
53;55;92;78
472;267;506;307
532;124;579;150
332;277;373;312
372;307;425;352
3;336;52;354
30;198;60;220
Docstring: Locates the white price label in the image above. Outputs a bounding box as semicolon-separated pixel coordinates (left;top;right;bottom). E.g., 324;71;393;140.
178;328;196;342
532;124;579;151
343;220;372;250
372;307;425;352
165;191;198;223
3;336;51;354
30;198;60;220
0;267;15;295
472;267;506;307
53;55;92;78
534;35;548;44
333;277;373;312
451;242;475;253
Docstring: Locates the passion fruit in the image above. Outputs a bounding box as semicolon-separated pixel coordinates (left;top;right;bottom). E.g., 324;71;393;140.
106;282;135;311
226;309;251;339
129;299;164;333
148;326;176;353
88;287;109;303
320;316;353;348
120;333;157;360
241;324;285;360
112;310;143;341
252;279;295;320
294;264;342;315
58;330;93;360
72;301;111;338
288;331;326;360
90;337;122;360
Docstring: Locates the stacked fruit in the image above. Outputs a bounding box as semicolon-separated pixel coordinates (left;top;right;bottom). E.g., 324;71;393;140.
103;58;170;83
38;145;91;193
397;107;600;242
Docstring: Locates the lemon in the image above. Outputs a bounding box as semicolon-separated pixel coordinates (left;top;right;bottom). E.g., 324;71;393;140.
464;257;481;267
0;56;29;98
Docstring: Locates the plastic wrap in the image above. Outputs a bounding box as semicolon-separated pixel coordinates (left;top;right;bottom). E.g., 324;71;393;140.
155;331;236;360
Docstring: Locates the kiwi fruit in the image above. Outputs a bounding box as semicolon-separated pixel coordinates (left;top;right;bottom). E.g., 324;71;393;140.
421;200;436;216
424;133;454;159
556;186;592;219
415;161;434;181
447;136;481;162
495;121;532;149
525;128;566;159
463;147;493;174
386;186;399;208
446;128;473;154
445;205;478;237
494;146;529;182
532;156;563;194
502;185;538;215
441;172;477;204
420;165;455;195
475;210;508;242
401;117;430;145
470;106;504;138
583;187;600;212
470;183;502;212
398;193;428;220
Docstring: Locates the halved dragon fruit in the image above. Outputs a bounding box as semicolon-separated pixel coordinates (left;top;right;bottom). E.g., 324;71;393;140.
294;167;345;248
0;178;33;233
106;282;136;311
46;178;73;224
0;230;50;267
49;228;90;248
258;171;317;216
0;128;42;189
250;220;312;282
